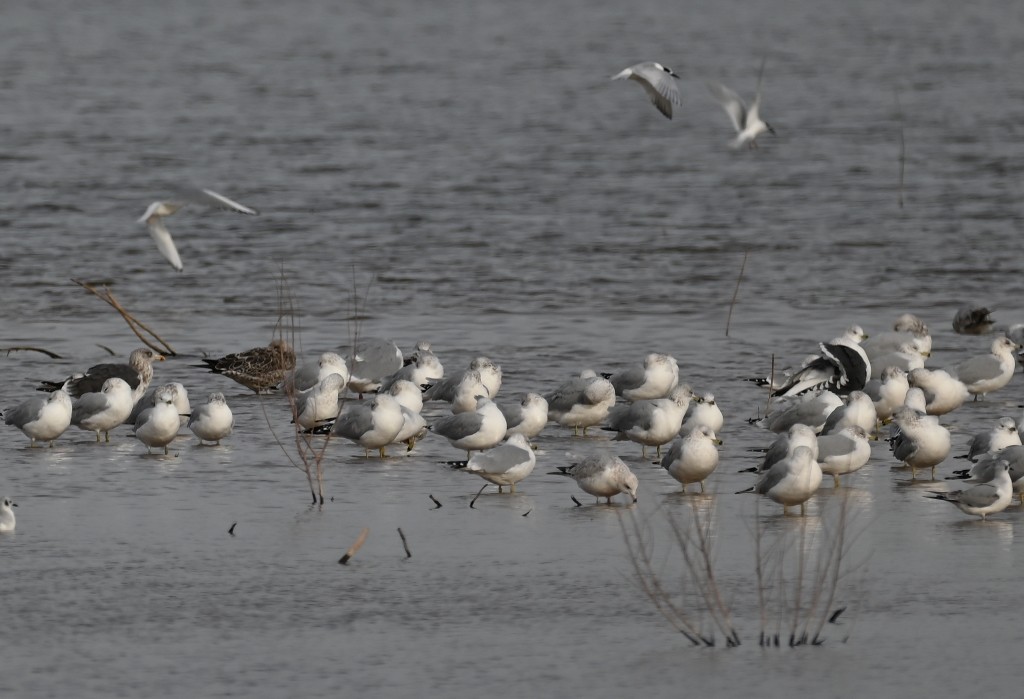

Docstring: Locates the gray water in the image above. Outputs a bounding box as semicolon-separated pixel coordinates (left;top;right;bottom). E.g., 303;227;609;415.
2;0;1024;696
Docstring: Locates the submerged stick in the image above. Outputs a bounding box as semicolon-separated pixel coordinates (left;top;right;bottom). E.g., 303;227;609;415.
397;527;412;558
429;494;442;509
228;522;237;536
571;496;582;507
0;346;62;359
71;278;177;355
469;484;488;508
338;527;370;565
725;251;749;338
522;509;531;517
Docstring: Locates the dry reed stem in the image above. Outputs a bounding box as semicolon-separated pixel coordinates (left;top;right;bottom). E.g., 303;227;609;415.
339;527;370;564
1;346;62;359
70;278;176;355
725;251;748;338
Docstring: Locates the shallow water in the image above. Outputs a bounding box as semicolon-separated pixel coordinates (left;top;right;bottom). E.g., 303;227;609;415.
2;0;1024;696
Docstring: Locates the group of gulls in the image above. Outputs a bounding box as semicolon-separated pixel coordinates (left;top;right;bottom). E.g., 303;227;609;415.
612;58;775;148
5;305;1023;525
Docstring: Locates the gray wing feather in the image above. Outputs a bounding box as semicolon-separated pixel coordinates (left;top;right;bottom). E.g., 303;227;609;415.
955;483;1001;508
72;393;109;423
432;412;485;441
332;406;374;439
471;444;531;474
4;397;47;427
956;355;1002;385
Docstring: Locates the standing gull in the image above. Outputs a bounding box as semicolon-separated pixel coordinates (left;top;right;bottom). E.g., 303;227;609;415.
127;382;191;428
545;370;617;436
70;377;134;442
4;384;73;447
138;188;259;272
865;366;910;423
38;347;164;404
347;339;404;397
188;393;233;445
449;433;537;493
707;58;775;149
817;426;872;487
926;462;1012;520
660;425;722;493
952;336;1018;400
602;384;696;457
889;406;951;479
744;423;820;474
430;396;508;457
423;357;501;403
679;392;724;436
286;352;349;393
386;380;428;451
331;394;405;458
133;388;180;455
200;339;296;393
957;417;1020;462
551;454;639;504
757;391;843;434
907;368;967;416
500;392;549;441
610;61;683;119
603;353;679;401
949;446;1024;505
293;373;346;431
737;446;822;516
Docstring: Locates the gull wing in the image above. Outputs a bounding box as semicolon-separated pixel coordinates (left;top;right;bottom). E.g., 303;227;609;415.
146;217;184;272
630;64;682;119
199;189;260;216
707;82;747;133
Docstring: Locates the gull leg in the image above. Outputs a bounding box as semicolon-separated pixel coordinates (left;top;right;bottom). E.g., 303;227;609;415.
698;481;705;494
379;447;388;458
641;445;647;459
833;474;841;488
105;431;111;443
656;444;662;458
800;502;807;516
163;445;168;455
509;483;516;494
782;504;789;515
95;432;101;443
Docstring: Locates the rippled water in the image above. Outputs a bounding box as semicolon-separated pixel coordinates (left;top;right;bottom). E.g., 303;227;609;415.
2;0;1024;696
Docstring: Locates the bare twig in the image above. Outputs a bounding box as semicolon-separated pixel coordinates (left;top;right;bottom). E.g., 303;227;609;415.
725;251;749;338
338;527;370;564
70;278;176;355
228;522;237;536
429;494;443;509
469;484;488;508
1;346;62;359
397;527;412;558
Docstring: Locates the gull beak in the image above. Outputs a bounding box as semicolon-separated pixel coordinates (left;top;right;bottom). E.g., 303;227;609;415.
714;438;724;446
767;123;777;136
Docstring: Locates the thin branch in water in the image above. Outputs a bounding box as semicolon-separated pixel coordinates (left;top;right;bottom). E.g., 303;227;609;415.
725;251;749;338
228;522;237;536
397;527;412;558
429;494;443;509
338;527;370;565
570;496;582;507
70;278;177;355
1;346;62;359
469;483;488;508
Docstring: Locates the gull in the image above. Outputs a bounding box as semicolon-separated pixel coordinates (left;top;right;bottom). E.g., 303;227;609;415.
957;417;1020;462
127;382;191;428
743;423;820;474
133;388;180;455
952;336;1018;400
200;339;296;393
707;59;775;149
551;454;639;504
500;392;549;441
889;406;951;479
331;394;405;457
907;368;968;415
0;497;16;533
866;340;928;380
4;384;73;447
770;326;871;398
423;356;501;403
293;373;346;431
864;366;910;423
603;353;679;401
660;425;722;493
70;377;134;442
952;306;995;335
379;344;444;393
926;461;1012;520
448;433;537;493
679;392;724;435
386;379;428;450
949;446;1024;505
757;391;843;434
737;445;822;515
820;391;876;436
138;189;259;272
862;313;932;360
817;425;872;487
347;339;404;397
430;396;508;457
188;393;234;445
544;370;616;435
38;347;164;404
286;352;349;393
448;370;492;414
610;61;683;119
602;384;696;457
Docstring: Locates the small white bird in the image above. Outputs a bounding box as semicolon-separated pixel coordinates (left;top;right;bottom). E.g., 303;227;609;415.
603;384;696;457
431;396;508;457
661;425;722;493
332;393;405;458
71;377;134;442
740;445;822;515
138;189;259;272
926;461;1012;520
500;392;549;441
707;58;775;149
610;61;683;119
604;353;680;402
293;374;346;431
959;417;1021;462
552;454;639;504
0;497;16;533
679;392;724;436
953;336;1018;400
4;385;73;447
133;389;180;454
817;425;872;487
128;382;191;429
545;370;617;435
889;406;951;479
188;393;234;445
450;433;537;493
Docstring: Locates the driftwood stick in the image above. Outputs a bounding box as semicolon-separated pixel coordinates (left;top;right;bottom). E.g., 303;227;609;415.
397;527;412;558
338;527;370;565
71;278;177;355
725;251;749;338
1;346;62;359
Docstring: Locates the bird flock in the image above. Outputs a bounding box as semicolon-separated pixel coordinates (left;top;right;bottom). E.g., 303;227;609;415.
5;302;1024;529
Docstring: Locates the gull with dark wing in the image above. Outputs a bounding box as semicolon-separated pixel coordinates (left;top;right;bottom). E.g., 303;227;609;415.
199;339;296;393
707;58;775;149
138;188;258;272
610;61;683;119
38;347;164;405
